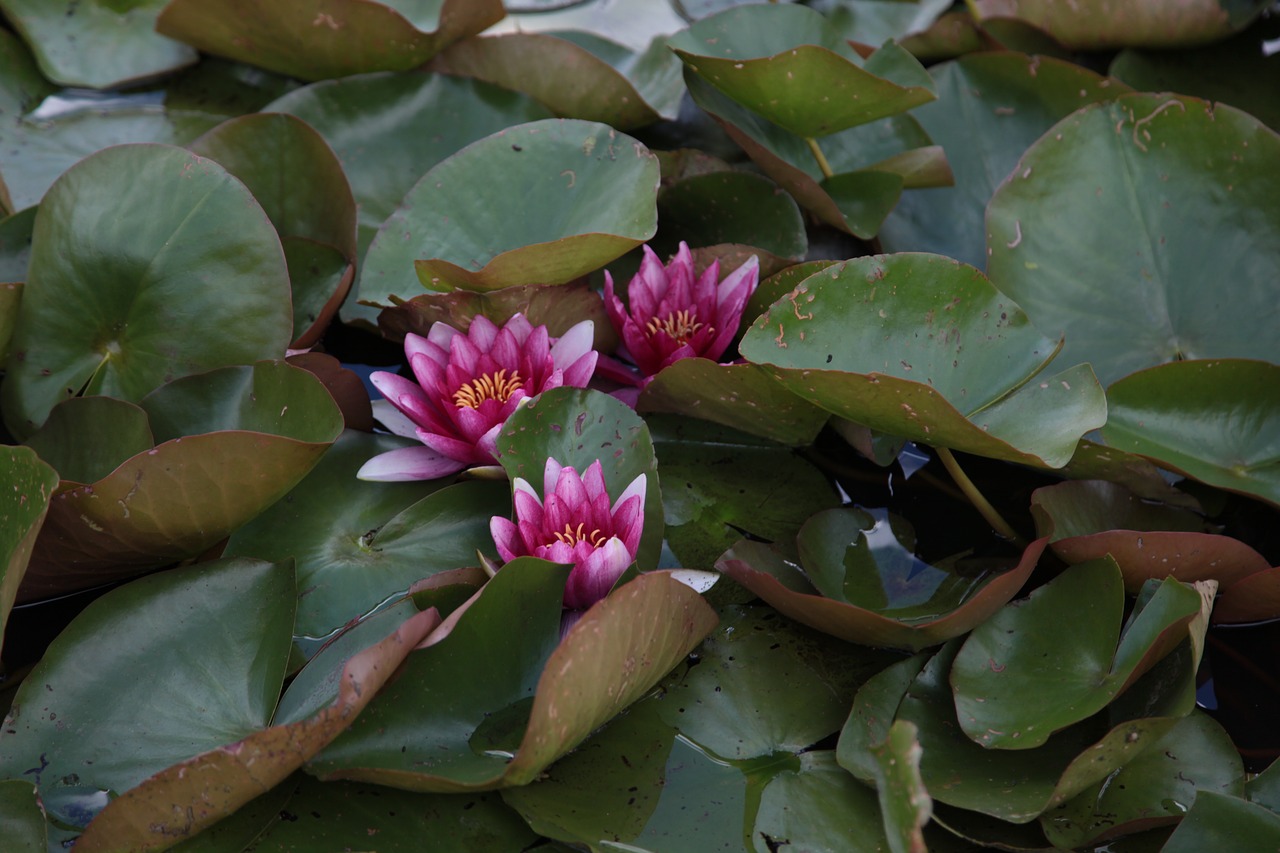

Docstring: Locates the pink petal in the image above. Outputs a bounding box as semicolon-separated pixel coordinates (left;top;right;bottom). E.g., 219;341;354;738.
559;351;598;389
449;333;481;375
543;457;564;499
474;422;505;463
629;246;667;317
549;319;595;372
563;537;633;610
416;428;482;464
553;464;589;509
505;313;535;343
513;486;545;529
593;353;644;387
544;493;574;536
716;254;760;314
467;315;499;351
427;322;460;352
610;472;648;517
489;325;521;368
490;517;523;562
405;333;447;369
356;446;467;482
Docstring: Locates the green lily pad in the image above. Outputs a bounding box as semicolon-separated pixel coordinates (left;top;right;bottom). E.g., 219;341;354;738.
265;71;553;326
0;27;56;119
0;207;35;283
951;558;1203;750
816;0;953;48
874;721;931;853
669;4;934;139
155;0;504;82
495;386;664;572
20;362;342;601
0;446;57;659
739;254;1107;468
879;52;1131;267
187;112;358;347
0;780;44;852
755;750;894;853
986;94;1280;386
223;430;506;649
0;282;18;369
717;516;1046;652
74;606;440;851
0;558;295;836
0;144;293;438
1031;479;1272;593
649;417;838;571
358;119;657;301
310;561;717;792
970;0;1268;49
654;170;807;260
0;0;195;89
1164;791;1280;852
22;396;154;484
1040;711;1246;848
430;31;684;129
1057;438;1204;509
638;359;831;447
1101;359;1280;508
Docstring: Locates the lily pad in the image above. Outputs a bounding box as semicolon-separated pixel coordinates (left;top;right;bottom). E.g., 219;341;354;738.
1213;567;1280;625
739;254;1107;468
74;606;441;851
0;0;196;89
1100;359;1280;508
0;446;57;658
21;396;154;485
1164;790;1280;852
0;557;295;837
156;0;504;82
717;515;1046;652
309;560;717;792
755;750;895;853
986;94;1280;386
359;119;658;301
1;144;292;438
1031;479;1272;593
969;0;1268;49
0;207;35;283
429;31;684;128
495;386;664;572
0;780;45;852
638;358;831;447
668;4;935;139
20;362;342;601
951;558;1204;749
879;52;1131;267
873;721;931;853
187;112;358;347
655;170;807;260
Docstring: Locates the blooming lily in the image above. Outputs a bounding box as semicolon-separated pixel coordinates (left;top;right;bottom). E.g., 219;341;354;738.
490;458;646;610
603;242;759;381
358;314;597;481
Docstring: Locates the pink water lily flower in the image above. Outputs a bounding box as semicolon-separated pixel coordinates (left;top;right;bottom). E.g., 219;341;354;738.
604;242;759;381
490;458;646;610
358;315;597;481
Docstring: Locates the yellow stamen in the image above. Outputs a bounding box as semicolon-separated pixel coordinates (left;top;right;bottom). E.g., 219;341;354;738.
645;309;709;345
452;369;523;409
552;522;607;548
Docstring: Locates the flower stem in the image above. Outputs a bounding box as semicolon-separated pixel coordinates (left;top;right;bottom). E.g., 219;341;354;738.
805;137;835;179
935;447;1026;546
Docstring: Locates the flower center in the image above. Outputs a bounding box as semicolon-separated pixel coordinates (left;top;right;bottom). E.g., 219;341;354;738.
552;522;607;549
452;369;523;409
645;309;708;345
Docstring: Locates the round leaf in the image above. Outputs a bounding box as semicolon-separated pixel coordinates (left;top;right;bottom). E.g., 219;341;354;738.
1164;791;1280;852
970;0;1268;49
755;751;894;853
1100;359;1280;508
0;446;57;659
986;94;1280;386
360;119;659;300
155;0;505;82
22;396;154;485
655;170;807;260
0;144;292;438
0;780;44;852
0;0;196;89
739;254;1107;467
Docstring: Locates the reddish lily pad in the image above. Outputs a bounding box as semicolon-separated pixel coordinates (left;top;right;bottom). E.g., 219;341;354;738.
1031;479;1272;593
22;396;154;485
309;560;717;792
74;606;441;851
716;516;1047;652
739;254;1107;468
951;558;1205;750
358;119;659;301
187;112;358;348
20;361;342;601
0;446;58;658
0;0;196;89
970;0;1268;49
0;144;292;438
986;95;1280;386
430;31;684;128
1214;568;1280;625
156;0;504;82
668;4;935;139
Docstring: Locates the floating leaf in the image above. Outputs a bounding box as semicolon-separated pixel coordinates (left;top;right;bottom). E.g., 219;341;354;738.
22;396;154;485
879;52;1131;267
359;119;658;301
156;0;505;82
986;94;1280;386
1164;791;1280;852
739;254;1107;467
874;721;931;853
0;780;45;852
0;446;57;658
1;144;292;438
970;0;1268;49
1102;359;1280;508
0;0;196;89
951;558;1203;749
669;4;934;139
0;207;36;283
755;750;894;853
654;169;807;260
